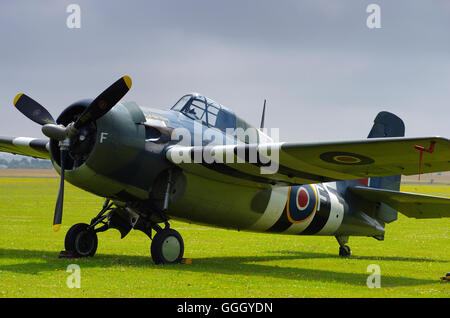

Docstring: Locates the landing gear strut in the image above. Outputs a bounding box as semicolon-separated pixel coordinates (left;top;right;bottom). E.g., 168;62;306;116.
335;235;351;257
60;199;114;258
148;169;185;264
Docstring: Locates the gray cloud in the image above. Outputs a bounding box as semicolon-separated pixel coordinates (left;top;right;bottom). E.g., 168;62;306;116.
1;0;449;142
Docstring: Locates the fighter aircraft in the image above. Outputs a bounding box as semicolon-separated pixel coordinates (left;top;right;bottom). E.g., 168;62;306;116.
1;76;449;264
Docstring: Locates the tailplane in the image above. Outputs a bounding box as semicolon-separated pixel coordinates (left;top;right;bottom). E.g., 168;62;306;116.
349;186;450;219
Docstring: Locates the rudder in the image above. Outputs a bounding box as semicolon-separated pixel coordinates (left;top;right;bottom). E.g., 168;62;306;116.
367;111;405;223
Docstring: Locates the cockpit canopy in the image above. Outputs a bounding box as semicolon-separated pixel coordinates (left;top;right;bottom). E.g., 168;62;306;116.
171;93;257;142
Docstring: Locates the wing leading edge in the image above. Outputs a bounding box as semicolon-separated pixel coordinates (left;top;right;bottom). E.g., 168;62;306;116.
0;136;50;160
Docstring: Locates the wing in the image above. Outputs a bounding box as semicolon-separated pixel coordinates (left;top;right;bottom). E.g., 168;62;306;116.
0;136;50;160
165;136;450;186
349;186;450;218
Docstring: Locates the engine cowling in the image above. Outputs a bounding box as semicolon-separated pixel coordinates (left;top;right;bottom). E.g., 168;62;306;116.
49;100;171;203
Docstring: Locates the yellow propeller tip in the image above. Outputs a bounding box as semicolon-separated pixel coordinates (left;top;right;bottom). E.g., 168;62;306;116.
13;93;23;106
123;76;132;89
53;224;61;232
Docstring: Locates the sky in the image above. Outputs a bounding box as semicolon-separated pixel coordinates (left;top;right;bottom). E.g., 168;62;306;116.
0;0;449;142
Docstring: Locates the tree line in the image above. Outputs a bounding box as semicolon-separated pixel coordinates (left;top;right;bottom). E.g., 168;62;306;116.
0;158;52;169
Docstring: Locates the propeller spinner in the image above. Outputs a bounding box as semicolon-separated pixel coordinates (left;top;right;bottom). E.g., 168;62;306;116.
13;75;132;231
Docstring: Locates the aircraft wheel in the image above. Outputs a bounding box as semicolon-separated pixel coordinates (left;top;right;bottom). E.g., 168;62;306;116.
65;223;98;257
151;228;184;264
339;245;351;257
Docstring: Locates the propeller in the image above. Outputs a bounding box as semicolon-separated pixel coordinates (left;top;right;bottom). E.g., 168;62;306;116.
13;75;132;231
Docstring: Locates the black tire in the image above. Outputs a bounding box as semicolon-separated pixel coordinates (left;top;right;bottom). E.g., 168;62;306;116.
65;223;98;257
339;245;351;257
151;228;184;265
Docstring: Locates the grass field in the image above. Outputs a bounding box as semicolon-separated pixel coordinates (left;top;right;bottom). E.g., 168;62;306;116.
0;171;448;298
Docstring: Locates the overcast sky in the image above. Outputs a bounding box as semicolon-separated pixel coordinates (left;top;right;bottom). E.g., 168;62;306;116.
1;0;449;142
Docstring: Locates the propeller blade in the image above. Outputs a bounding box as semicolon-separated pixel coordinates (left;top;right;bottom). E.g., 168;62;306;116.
53;148;67;232
13;93;56;126
74;75;132;129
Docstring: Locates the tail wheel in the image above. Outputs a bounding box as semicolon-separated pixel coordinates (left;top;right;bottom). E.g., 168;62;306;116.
151;228;184;264
339;245;351;257
65;223;98;257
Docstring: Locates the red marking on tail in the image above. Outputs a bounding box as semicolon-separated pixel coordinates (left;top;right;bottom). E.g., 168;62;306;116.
357;178;369;186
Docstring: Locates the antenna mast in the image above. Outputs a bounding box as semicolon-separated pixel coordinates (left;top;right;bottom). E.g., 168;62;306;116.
260;99;266;129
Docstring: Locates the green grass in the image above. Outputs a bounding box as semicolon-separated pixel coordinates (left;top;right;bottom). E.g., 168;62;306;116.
0;177;448;297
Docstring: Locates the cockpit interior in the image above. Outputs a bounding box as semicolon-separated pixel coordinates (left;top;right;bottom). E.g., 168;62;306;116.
171;93;256;139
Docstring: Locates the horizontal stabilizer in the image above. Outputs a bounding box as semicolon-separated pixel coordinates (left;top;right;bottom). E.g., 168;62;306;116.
349;186;450;219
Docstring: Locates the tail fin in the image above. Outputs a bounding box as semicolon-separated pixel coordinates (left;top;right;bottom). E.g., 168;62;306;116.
367;111;405;140
367;111;405;223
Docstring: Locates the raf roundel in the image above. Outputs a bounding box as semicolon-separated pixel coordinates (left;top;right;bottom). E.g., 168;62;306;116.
319;151;375;165
287;185;318;223
296;187;310;211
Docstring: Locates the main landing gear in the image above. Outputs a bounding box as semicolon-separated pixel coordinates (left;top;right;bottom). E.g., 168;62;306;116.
150;224;184;265
64;223;98;257
60;199;185;264
335;235;351;257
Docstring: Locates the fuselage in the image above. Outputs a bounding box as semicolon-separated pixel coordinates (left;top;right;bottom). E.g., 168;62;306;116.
52;96;386;239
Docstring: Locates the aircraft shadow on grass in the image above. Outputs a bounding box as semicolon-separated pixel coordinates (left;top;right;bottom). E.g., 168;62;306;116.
0;248;446;288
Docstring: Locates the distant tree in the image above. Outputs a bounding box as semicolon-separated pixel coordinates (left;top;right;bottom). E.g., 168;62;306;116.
5;158;52;169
